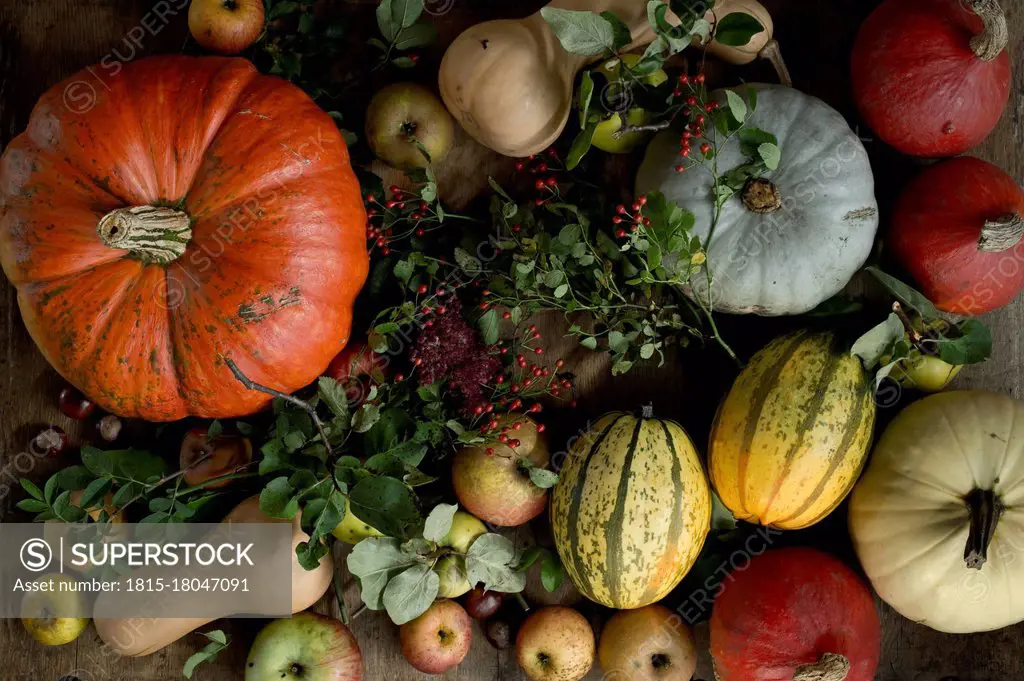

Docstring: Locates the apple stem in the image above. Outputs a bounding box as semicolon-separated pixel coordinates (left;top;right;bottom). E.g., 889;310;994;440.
514;593;531;612
891;302;923;347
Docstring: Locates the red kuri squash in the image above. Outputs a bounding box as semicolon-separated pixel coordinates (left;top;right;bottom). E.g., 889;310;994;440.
710;547;880;681
0;56;368;420
889;156;1024;316
851;0;1011;157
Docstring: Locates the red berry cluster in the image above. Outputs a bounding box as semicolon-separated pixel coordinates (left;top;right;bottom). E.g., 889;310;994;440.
669;72;718;173
475;320;576;452
612;195;651;238
514;147;563;207
365;185;441;256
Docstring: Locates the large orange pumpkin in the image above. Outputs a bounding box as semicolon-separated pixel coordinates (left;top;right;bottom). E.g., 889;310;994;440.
0;56;368;420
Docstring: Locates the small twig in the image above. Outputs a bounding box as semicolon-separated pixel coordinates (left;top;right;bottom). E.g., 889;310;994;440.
613;119;672;139
109;451;214;521
223;356;334;457
892;302;923;345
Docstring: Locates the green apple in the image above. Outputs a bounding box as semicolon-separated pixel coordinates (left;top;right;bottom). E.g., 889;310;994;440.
365;82;454;170
435;555;472;598
439;511;487;553
331;498;383;545
596;54;668;87
892;353;962;392
21;574;89;646
592;108;652;154
246;612;362;681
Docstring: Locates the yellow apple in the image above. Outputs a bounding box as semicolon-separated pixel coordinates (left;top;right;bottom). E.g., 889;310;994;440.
516;607;595;681
21;574;89;646
331;498;384;544
440;511;487;553
598;605;697;681
366;83;454;170
596;54;668;87
592;108;652;154
893;353;963;393
435;555;472;598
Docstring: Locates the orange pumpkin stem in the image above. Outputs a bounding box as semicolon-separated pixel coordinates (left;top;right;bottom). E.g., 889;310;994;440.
97;205;192;264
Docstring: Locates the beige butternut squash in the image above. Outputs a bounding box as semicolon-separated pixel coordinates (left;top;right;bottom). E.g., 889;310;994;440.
439;0;786;157
93;496;333;656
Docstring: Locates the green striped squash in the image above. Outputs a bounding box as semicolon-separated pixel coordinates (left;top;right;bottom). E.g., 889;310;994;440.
551;410;712;609
709;329;876;530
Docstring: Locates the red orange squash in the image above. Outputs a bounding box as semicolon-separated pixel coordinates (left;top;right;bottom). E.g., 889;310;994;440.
0;56;368;420
889;156;1024;316
852;0;1011;157
710;547;880;681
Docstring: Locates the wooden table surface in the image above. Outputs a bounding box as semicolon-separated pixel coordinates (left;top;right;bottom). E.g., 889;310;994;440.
2;1;1023;680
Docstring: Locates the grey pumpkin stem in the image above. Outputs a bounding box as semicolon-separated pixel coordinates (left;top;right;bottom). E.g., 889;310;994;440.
759;39;793;87
793;653;851;681
97;205;192;264
968;0;1009;62
964;488;1002;569
978;213;1024;253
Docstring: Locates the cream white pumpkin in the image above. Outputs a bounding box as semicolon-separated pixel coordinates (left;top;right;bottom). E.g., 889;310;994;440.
849;390;1024;634
636;84;879;316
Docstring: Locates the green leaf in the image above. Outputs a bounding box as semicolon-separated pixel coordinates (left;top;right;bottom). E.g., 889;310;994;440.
540;551;564;592
936;319;992;365
260;476;299;519
347;538;420;610
554;284;569;298
724;89;747;125
567;122;598;170
349;476;421;538
352;404;382;434
391;56;417;69
478;308;500;345
757;143;781;170
16;499;48;513
578;71;595;128
851;313;905;370
383;563;440;625
20;479;44;501
44;476;58;504
640;343;656;360
393;259;414;284
517;546;545;572
466;534;526;593
580;336;599;350
394;22;437;50
454;247;479;274
738;127;777;156
714;11;764;46
79;478;112;511
182;630;230;679
423;503;459;543
81;447;115;478
866;267;943;318
600;11;633;49
528;468;559;489
608;330;629;354
268;1;299;20
54;465;94;492
377;0;423;41
298;12;315;34
612;359;634;375
541;8;618;56
318;377;350;421
710;491;738;532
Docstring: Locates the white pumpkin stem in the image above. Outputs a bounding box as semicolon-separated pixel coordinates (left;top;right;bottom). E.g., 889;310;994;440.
758;39;793;87
741;179;782;214
968;0;1008;62
97;205;192;264
978;213;1024;253
793;653;851;681
641;403;654;419
964;488;1002;569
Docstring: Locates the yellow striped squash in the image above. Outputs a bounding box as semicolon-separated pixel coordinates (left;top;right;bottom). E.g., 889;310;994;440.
551;410;711;609
709;330;875;530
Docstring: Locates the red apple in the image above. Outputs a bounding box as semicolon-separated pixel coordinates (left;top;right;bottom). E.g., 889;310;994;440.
399;599;472;675
516;607;595;681
188;0;265;55
452;415;549;526
180;427;252;489
598;605;697;681
246;612;362;681
325;341;388;407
